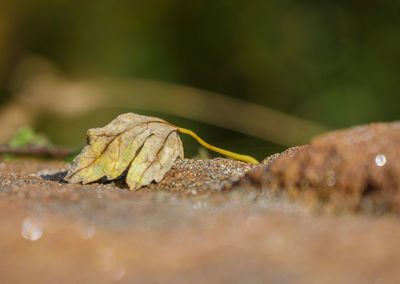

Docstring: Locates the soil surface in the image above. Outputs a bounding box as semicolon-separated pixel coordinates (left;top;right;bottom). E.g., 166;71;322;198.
1;122;400;283
243;122;400;214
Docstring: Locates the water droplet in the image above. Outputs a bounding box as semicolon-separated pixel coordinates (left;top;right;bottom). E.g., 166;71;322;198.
326;170;336;187
110;265;126;281
79;224;96;240
21;217;43;241
99;247;117;272
97;247;126;281
192;201;202;209
375;154;386;167
192;200;207;209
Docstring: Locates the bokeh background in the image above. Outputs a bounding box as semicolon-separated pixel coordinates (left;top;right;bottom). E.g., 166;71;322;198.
1;0;399;160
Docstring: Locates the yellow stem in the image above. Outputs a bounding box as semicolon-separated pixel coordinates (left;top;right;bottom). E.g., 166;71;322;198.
177;127;259;164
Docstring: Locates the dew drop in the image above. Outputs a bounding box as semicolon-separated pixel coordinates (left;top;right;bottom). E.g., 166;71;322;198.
99;247;116;272
375;154;386;167
110;265;126;281
192;201;202;209
21;217;43;241
79;224;96;240
97;247;126;281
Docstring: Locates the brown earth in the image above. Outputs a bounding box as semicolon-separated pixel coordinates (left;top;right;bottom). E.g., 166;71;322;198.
1;122;400;283
243;122;400;214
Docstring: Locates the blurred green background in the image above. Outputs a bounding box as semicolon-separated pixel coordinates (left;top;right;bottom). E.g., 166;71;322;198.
0;0;399;160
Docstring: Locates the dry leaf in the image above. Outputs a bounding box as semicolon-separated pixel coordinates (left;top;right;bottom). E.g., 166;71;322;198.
65;112;258;190
65;113;184;190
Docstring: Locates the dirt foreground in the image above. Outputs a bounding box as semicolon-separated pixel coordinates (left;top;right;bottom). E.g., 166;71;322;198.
1;122;400;283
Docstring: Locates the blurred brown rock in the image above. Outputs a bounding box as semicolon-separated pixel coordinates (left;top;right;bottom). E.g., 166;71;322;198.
242;122;400;214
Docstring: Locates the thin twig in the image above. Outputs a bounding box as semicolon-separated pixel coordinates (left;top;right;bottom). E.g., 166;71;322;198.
0;144;74;159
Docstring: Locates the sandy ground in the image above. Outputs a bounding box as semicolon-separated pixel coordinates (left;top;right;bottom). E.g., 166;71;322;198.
1;158;400;284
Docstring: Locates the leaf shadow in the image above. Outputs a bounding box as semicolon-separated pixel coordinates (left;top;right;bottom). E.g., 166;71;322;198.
41;171;69;183
40;170;129;189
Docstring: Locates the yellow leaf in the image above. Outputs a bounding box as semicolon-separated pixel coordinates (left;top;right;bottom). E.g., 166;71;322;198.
65;113;184;190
